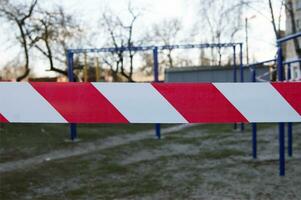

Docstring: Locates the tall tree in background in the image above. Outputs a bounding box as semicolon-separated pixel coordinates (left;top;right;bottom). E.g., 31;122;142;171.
268;0;282;39
100;2;140;82
27;6;82;77
268;0;301;58
0;0;38;81
152;18;182;68
199;0;247;66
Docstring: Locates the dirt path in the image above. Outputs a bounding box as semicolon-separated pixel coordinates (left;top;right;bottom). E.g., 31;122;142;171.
0;124;197;173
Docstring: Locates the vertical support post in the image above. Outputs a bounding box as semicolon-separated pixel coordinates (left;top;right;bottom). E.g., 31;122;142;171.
67;50;77;141
251;65;257;159
252;123;257;159
233;46;237;82
277;43;285;176
67;51;74;81
277;45;284;81
153;47;161;139
153;47;159;82
287;63;293;157
288;123;293;157
239;43;245;132
279;122;285;176
233;46;237;130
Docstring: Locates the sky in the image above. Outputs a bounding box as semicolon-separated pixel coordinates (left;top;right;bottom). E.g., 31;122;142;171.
0;0;284;76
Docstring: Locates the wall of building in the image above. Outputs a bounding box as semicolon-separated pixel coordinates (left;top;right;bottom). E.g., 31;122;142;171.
285;0;301;60
165;66;271;83
285;0;301;81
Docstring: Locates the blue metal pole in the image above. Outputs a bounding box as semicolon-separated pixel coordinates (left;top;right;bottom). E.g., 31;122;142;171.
251;65;257;159
70;123;77;141
239;43;244;132
279;122;285;176
277;32;301;43
277;45;284;81
277;44;285;176
251;121;257;159
288;123;293;157
233;46;238;130
153;47;159;82
153;47;161;139
67;51;77;141
67;51;74;81
233;46;237;82
287;63;293;157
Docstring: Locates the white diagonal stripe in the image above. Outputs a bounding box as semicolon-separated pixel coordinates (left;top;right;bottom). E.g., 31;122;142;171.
92;83;188;123
0;82;67;123
213;83;301;122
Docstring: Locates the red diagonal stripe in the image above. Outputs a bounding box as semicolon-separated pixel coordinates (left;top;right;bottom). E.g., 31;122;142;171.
0;113;8;123
31;82;128;123
272;82;301;115
152;83;248;123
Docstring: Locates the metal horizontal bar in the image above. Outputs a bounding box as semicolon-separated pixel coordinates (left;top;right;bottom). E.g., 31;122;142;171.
247;59;276;67
277;32;301;44
283;58;301;65
68;42;243;54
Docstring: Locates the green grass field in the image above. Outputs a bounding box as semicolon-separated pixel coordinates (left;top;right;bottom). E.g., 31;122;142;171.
0;123;300;199
0;124;157;163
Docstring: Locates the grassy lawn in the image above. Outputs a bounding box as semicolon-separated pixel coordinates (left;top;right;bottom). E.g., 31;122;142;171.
0;123;155;163
1;123;300;199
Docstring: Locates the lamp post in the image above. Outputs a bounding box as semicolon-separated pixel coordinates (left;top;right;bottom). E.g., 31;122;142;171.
245;15;256;65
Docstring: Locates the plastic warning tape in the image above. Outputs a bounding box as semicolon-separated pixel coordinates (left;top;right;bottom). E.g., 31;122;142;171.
0;82;300;123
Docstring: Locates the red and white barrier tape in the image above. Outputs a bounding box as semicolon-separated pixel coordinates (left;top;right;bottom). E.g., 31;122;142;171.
0;82;300;123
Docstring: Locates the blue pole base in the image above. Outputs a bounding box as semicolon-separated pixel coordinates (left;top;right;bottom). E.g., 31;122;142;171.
240;123;245;132
70;123;77;141
288;123;293;157
279;122;285;176
252;123;257;159
233;123;237;130
155;124;161;139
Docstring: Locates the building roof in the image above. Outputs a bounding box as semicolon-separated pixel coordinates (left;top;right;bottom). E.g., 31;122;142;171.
165;65;268;73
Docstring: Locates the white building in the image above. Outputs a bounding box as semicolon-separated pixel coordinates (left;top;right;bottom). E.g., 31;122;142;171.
285;0;301;81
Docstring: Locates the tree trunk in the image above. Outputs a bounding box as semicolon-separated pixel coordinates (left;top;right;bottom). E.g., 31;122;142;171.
16;22;30;81
268;0;280;39
129;53;134;80
44;28;69;77
167;49;173;68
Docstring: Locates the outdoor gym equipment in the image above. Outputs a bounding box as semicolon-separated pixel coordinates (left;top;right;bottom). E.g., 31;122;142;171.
2;37;299;176
1;81;300;177
247;32;301;176
67;42;244;140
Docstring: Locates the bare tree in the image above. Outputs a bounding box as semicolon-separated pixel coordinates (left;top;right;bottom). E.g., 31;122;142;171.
0;0;38;81
268;0;301;58
268;0;282;39
100;3;140;82
199;0;247;66
151;18;182;68
139;52;154;76
27;6;82;78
